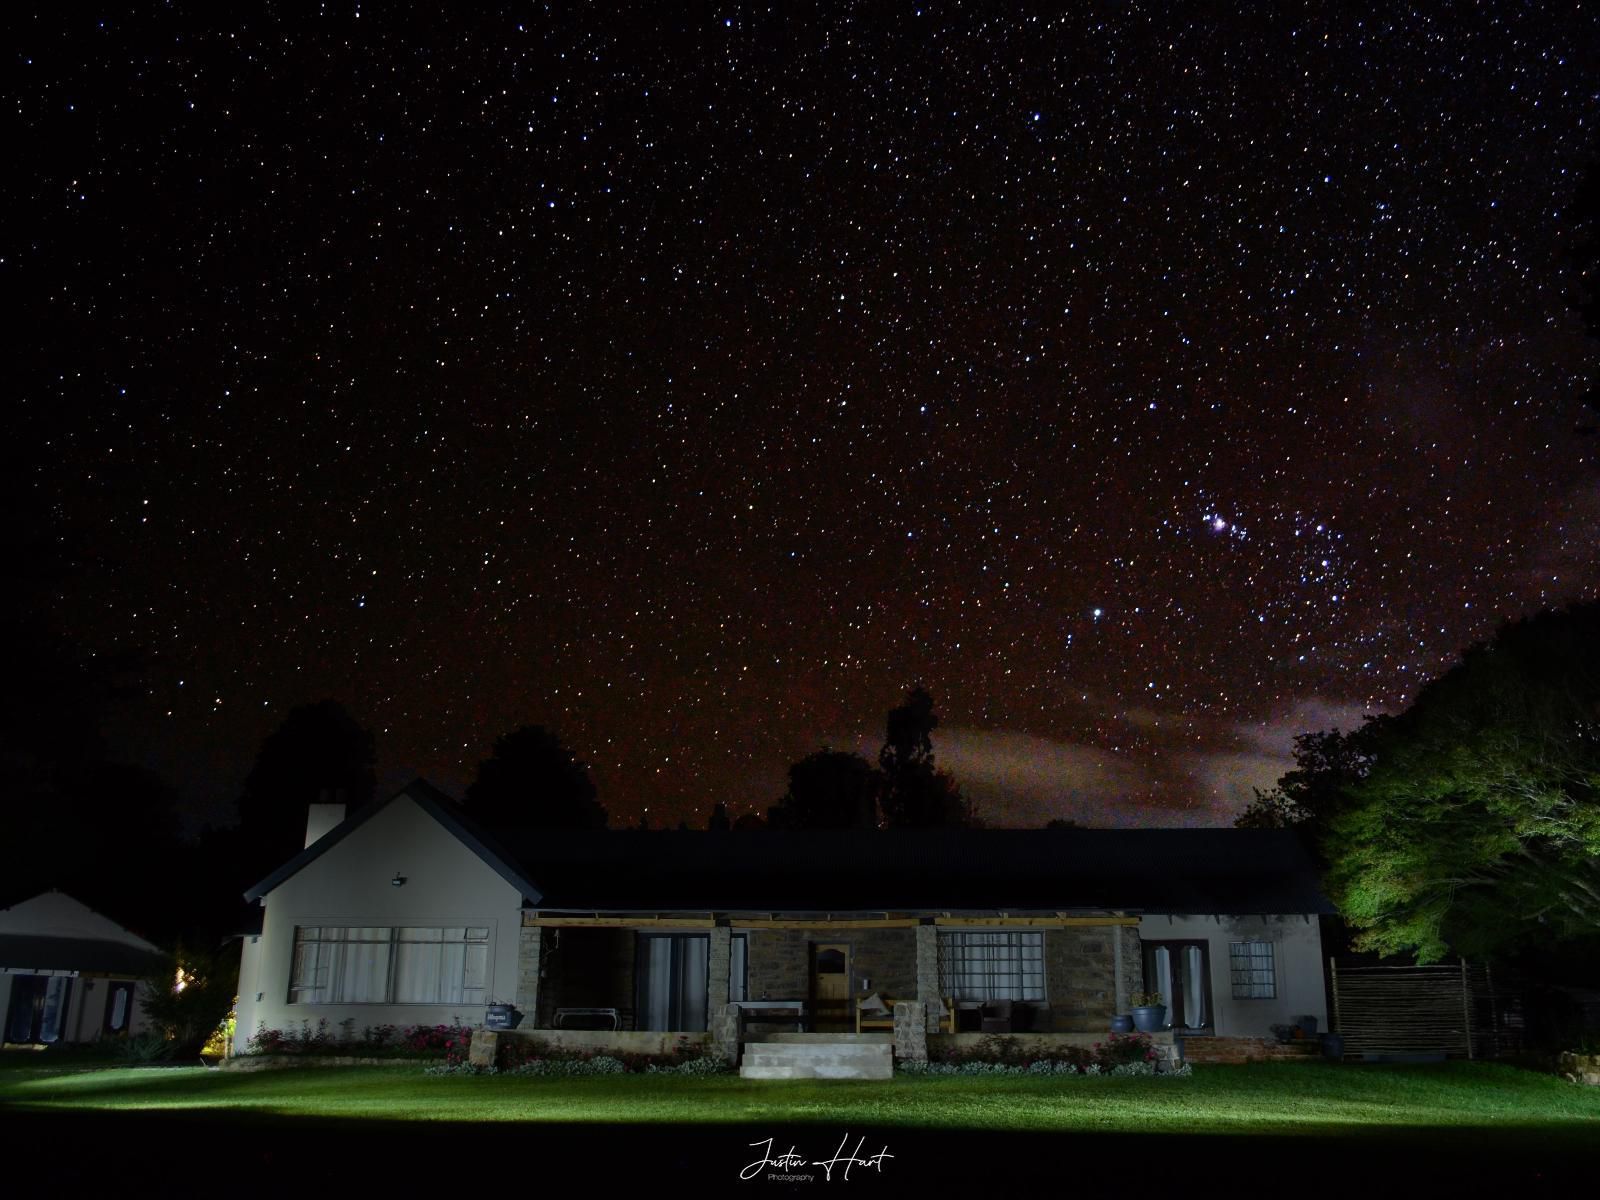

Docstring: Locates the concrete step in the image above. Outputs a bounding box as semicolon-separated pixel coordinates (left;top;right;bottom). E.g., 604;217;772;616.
739;1040;894;1080
763;1032;892;1045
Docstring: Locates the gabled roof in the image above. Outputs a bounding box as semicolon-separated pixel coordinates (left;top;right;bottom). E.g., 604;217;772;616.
241;779;543;904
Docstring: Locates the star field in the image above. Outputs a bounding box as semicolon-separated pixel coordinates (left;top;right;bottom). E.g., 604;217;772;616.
12;5;1599;827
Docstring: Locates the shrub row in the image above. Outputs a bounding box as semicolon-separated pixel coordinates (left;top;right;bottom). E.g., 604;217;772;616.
247;1019;473;1064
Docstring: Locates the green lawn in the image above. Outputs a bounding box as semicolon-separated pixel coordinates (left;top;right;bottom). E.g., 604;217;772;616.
2;1060;1596;1142
4;1060;1595;1189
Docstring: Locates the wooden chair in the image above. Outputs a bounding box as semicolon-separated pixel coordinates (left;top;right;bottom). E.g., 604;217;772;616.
855;994;957;1034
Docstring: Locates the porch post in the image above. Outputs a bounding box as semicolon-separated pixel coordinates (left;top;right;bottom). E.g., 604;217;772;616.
516;923;543;1026
708;926;732;1015
708;927;736;1064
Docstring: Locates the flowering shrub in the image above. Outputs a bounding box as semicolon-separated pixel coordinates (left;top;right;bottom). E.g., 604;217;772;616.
488;1035;730;1077
904;1030;1186;1077
246;1019;473;1063
1092;1032;1159;1067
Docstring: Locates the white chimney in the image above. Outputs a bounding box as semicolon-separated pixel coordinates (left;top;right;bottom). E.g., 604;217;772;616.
305;802;346;848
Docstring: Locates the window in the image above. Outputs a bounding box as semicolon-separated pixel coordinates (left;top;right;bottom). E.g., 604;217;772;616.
290;926;490;1005
939;931;1045;1001
1229;940;1277;998
104;980;135;1034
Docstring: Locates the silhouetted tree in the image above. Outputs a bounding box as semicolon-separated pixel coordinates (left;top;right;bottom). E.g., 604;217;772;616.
768;749;883;829
1235;720;1390;865
463;724;606;831
1045;817;1084;830
878;686;974;828
707;801;732;831
236;701;375;875
732;812;768;832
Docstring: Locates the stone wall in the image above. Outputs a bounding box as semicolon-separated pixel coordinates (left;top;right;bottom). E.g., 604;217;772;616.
485;1028;713;1061
1041;927;1122;1031
742;928;919;1002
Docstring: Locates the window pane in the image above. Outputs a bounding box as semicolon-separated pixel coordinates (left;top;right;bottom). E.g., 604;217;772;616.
1229;941;1276;999
938;931;1044;1001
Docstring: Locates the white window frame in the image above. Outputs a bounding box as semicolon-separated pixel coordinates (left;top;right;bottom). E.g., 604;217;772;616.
289;925;491;1005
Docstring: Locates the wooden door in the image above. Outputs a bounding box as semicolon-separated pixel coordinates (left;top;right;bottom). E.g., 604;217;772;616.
810;943;851;1031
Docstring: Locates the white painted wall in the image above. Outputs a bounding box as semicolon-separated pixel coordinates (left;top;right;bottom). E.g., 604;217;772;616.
1137;913;1326;1038
235;793;525;1054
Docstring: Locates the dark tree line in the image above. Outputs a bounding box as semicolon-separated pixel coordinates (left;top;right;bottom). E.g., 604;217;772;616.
762;686;977;830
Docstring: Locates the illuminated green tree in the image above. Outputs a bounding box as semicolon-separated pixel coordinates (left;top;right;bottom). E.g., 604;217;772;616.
1325;603;1600;962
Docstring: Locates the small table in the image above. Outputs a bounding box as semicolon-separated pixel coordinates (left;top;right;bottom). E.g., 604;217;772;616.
732;1000;807;1032
554;1007;621;1030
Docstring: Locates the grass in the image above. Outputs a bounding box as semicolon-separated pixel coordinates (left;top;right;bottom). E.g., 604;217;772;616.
2;1059;1596;1138
3;1060;1595;1189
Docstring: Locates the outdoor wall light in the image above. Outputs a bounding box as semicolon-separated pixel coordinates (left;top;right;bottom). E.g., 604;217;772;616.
391;872;407;888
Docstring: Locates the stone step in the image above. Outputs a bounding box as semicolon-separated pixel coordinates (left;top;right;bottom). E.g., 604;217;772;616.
739;1040;894;1081
762;1032;893;1045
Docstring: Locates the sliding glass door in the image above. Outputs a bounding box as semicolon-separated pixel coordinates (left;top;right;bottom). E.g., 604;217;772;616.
636;934;709;1031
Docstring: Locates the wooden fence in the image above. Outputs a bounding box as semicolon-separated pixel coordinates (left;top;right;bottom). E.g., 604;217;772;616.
1329;959;1521;1060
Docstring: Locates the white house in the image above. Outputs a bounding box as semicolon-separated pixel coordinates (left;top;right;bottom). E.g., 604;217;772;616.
235;780;537;1051
0;891;166;1046
237;779;1332;1064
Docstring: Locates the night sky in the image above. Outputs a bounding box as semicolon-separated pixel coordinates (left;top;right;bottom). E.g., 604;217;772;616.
13;5;1599;831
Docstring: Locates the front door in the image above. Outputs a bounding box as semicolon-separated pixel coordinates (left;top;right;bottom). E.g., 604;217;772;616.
1142;941;1212;1031
810;943;851;1031
5;975;73;1044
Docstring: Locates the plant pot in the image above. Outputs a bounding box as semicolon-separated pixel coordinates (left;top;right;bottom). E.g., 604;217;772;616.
1109;1014;1134;1034
1296;1014;1319;1037
1131;1005;1167;1033
1320;1033;1345;1062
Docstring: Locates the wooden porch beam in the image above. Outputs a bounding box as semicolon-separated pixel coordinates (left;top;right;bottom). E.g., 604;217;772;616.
523;915;716;928
935;916;1139;927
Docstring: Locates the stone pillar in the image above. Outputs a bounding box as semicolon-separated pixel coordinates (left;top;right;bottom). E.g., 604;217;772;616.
516;924;544;1026
893;1000;927;1062
914;923;939;1009
712;1003;741;1065
708;926;732;1022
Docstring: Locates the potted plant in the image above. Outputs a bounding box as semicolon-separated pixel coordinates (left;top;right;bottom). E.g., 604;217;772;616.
1130;991;1167;1033
1109;1013;1134;1034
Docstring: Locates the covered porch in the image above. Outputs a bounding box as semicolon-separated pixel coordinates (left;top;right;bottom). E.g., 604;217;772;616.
503;911;1147;1064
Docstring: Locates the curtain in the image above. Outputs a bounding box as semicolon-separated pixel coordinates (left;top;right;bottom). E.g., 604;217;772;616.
730;934;747;1002
39;977;71;1043
677;936;708;1031
639;935;710;1031
641;937;674;1031
1183;945;1207;1027
1152;946;1173;1023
